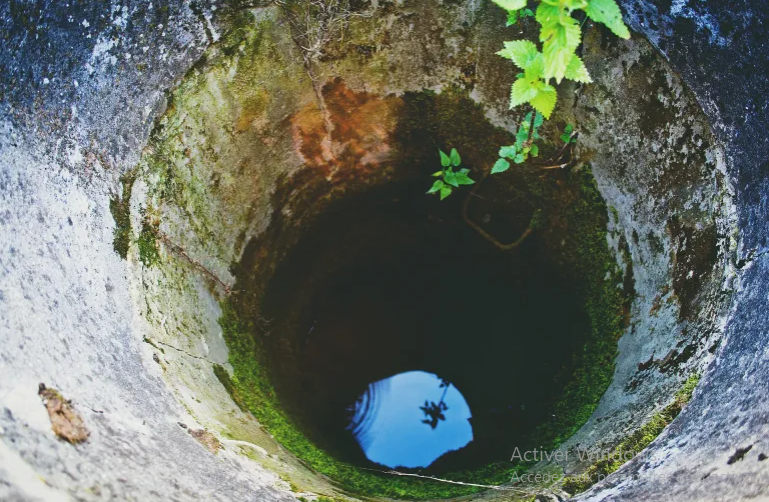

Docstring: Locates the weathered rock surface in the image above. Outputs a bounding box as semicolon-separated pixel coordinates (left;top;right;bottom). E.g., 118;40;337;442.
0;0;767;501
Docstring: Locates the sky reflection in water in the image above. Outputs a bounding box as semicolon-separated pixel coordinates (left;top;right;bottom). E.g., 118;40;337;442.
348;371;473;469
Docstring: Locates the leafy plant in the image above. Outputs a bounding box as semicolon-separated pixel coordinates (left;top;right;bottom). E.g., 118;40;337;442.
427;148;475;200
507;6;534;26
492;0;630;118
561;123;577;143
491;111;543;173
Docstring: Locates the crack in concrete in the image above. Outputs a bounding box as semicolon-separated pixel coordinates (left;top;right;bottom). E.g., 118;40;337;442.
145;337;217;365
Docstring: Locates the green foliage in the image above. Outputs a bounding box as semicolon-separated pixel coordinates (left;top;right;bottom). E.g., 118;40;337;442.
427;148;474;200
563;374;700;495
493;0;630;117
585;0;631;38
536;2;582;84
497;41;559;118
507;6;534;25
493;0;528;9
561;123;577;143
491;111;543;173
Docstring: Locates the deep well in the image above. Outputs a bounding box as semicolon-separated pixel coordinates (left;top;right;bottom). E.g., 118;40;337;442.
0;1;767;501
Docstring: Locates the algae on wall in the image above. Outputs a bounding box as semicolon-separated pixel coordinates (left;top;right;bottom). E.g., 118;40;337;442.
209;82;630;498
562;374;700;495
109;171;137;259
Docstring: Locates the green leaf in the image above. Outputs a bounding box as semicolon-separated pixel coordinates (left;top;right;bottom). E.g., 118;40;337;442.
449;148;461;167
497;40;539;70
535;2;560;29
439;150;450;167
536;3;581;83
510;77;539;108
427;180;444;194
516;72;526;78
513;153;525;164
432;171;444;177
530;144;539;157
533;111;544;128
443;171;459;187
565;55;593;83
499;145;517;158
586;0;630;39
542;21;582;82
561;123;575;142
506;10;519;26
454;172;475;185
530;84;558;118
563;0;589;11
516;124;529;145
459;168;470;174
524;53;545;80
491;0;528;10
522;7;534;16
491;158;511;174
439;185;453;200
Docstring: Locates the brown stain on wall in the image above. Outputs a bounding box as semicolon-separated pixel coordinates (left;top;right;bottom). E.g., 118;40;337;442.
291;78;402;179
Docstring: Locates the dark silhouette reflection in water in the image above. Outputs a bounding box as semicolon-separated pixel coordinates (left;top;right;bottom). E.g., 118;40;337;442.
347;371;473;469
260;186;595;472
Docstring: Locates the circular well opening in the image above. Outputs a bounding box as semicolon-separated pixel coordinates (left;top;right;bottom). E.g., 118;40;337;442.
255;171;614;475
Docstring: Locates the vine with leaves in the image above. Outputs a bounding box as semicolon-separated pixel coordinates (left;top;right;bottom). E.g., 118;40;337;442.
428;0;629;199
494;0;628;118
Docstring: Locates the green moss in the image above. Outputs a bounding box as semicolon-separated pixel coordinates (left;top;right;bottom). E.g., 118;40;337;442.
216;89;628;498
138;220;160;267
316;497;350;502
279;473;302;493
136;8;309;266
109;172;137;259
529;166;627;451
212;363;248;413
216;168;624;499
563;374;700;495
220;302;498;499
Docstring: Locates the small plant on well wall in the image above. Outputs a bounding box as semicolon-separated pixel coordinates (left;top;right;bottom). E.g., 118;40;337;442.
494;0;629;118
491;111;544;174
427;148;475;200
428;0;629;197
